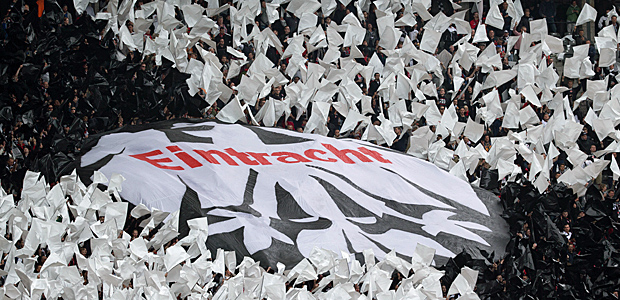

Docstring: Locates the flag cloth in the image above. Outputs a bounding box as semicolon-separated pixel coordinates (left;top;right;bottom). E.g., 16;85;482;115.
37;0;45;17
76;119;510;267
576;3;597;26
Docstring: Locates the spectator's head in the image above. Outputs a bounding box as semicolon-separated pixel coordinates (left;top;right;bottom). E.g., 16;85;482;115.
589;144;597;154
563;224;570;233
473;12;479;20
612;16;618;25
394;127;402;136
524;8;530;17
571;0;577;6
439;105;445;115
62;5;68;12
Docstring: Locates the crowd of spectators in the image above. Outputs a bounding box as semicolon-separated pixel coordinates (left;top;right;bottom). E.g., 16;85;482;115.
0;0;617;191
1;0;620;298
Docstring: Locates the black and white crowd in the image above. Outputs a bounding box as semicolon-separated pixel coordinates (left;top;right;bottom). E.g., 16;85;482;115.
1;0;620;298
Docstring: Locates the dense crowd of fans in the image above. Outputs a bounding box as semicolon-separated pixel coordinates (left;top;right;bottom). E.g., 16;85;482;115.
1;0;620;298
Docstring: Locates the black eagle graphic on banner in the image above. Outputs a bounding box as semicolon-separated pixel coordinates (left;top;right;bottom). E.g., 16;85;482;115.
77;119;509;268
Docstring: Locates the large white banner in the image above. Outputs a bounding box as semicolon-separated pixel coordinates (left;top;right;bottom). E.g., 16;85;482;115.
78;120;509;266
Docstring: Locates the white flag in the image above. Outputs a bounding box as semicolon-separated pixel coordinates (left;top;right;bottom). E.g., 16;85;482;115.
576;3;597;26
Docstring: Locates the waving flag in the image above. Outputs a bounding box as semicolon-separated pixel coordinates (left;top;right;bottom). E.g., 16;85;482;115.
77;119;509;267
